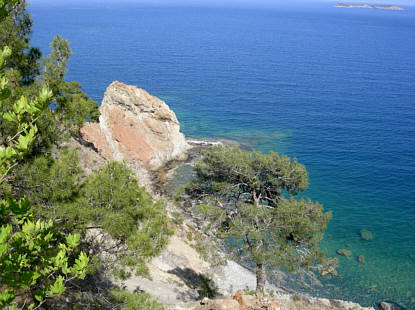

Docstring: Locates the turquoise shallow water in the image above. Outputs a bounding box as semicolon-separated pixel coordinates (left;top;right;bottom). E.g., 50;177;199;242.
30;2;415;308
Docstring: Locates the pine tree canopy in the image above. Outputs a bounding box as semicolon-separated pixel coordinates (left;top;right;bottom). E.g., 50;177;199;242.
183;145;338;292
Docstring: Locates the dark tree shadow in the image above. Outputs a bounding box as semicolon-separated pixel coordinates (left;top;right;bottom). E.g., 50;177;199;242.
168;267;220;299
43;271;128;309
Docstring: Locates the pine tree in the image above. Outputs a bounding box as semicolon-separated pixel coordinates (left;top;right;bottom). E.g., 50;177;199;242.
75;161;173;278
1;5;89;307
1;1;99;156
183;145;338;292
0;0;41;85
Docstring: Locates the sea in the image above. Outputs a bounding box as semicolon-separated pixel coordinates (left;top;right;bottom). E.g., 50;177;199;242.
29;1;415;308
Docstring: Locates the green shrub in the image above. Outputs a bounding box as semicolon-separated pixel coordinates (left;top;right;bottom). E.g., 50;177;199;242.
243;286;256;296
109;289;165;310
77;161;173;278
171;211;184;225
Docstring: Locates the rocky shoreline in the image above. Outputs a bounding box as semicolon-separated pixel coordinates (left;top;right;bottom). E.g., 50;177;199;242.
75;81;396;310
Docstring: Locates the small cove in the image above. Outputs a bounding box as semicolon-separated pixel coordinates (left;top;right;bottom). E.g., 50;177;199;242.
30;2;415;308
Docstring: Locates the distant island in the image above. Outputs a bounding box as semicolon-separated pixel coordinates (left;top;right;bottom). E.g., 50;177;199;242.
335;3;404;10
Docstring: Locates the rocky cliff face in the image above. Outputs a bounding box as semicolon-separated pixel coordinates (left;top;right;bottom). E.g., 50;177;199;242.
81;81;188;170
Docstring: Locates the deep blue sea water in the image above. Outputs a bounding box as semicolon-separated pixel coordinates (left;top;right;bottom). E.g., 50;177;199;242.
29;2;415;308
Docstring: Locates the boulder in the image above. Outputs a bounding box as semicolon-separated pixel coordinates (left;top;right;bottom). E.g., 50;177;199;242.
217;299;241;310
360;229;374;241
200;298;240;310
233;290;257;307
81;81;188;171
357;255;365;264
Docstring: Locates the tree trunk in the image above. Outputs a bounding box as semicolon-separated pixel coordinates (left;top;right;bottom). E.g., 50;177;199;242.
256;262;266;293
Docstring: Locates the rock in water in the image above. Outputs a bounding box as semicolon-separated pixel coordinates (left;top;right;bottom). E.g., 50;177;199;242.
357;255;365;264
379;301;403;310
81;81;188;170
336;249;352;258
360;229;374;241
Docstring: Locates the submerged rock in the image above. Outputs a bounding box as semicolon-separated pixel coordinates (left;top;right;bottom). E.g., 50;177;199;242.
357;255;365;264
336;249;352;258
379;301;403;310
321;265;338;277
360;229;374;241
81;81;188;171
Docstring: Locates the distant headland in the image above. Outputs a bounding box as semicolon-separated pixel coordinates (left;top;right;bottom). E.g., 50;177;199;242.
335;3;404;10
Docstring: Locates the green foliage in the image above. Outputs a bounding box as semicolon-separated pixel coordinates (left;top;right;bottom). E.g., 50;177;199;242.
42;35;99;136
109;289;165;310
8;35;100;155
183;145;337;291
243;286;256;296
1;3;166;309
185;145;309;208
0;43;52;181
45;283;166;310
42;35;72;93
14;147;82;209
0;46;87;310
0;0;41;85
0;199;88;309
171;211;184;225
1;4;89;308
0;86;52;180
16;158;173;277
14;154;173;281
76;161;173;278
192;229;226;267
1;13;99;157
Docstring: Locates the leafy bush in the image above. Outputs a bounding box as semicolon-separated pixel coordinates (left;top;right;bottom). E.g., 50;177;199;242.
0;199;88;309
